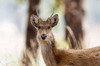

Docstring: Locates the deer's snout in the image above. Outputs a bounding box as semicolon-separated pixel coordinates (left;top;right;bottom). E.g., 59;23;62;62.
41;34;47;40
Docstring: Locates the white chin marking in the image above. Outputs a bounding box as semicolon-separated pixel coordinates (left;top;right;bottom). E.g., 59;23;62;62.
36;45;46;66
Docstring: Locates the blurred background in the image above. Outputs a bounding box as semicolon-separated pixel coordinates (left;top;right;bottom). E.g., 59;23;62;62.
0;0;100;65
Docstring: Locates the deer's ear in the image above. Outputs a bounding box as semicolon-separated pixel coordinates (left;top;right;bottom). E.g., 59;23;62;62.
51;14;59;27
30;15;39;28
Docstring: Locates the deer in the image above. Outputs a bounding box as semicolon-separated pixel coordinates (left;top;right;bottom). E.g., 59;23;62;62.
65;0;84;49
30;9;100;66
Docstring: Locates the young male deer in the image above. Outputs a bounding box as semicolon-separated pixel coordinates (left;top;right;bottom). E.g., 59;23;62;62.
31;11;100;66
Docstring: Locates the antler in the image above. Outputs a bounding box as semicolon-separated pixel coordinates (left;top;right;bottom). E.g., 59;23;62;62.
50;8;55;17
36;8;39;17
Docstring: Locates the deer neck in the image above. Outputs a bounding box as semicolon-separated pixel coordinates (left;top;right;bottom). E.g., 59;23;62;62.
37;34;57;66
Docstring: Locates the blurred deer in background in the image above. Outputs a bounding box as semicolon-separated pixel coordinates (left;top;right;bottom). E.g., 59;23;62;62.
30;9;100;66
65;0;84;49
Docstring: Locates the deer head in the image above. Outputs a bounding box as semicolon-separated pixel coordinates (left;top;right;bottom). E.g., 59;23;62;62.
30;9;59;42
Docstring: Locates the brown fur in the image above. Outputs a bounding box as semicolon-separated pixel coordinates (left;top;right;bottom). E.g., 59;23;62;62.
55;47;100;66
21;39;38;66
30;14;100;66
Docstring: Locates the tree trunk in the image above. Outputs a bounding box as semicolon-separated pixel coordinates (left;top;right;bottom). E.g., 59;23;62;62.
64;0;84;49
26;0;40;50
22;0;40;66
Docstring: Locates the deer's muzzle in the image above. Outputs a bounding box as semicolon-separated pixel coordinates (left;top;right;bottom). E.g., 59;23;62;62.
41;34;47;40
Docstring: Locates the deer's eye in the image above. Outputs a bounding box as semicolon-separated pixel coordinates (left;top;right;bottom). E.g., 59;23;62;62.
54;18;56;22
48;26;50;29
38;26;41;29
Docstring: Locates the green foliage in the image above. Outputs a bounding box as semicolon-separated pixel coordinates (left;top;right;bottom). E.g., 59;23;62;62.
50;0;65;14
16;0;25;3
56;39;71;49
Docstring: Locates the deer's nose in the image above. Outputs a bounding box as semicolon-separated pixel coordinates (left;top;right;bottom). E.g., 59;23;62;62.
41;34;47;40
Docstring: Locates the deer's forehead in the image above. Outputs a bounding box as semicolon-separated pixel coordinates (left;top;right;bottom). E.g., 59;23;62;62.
38;21;50;26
